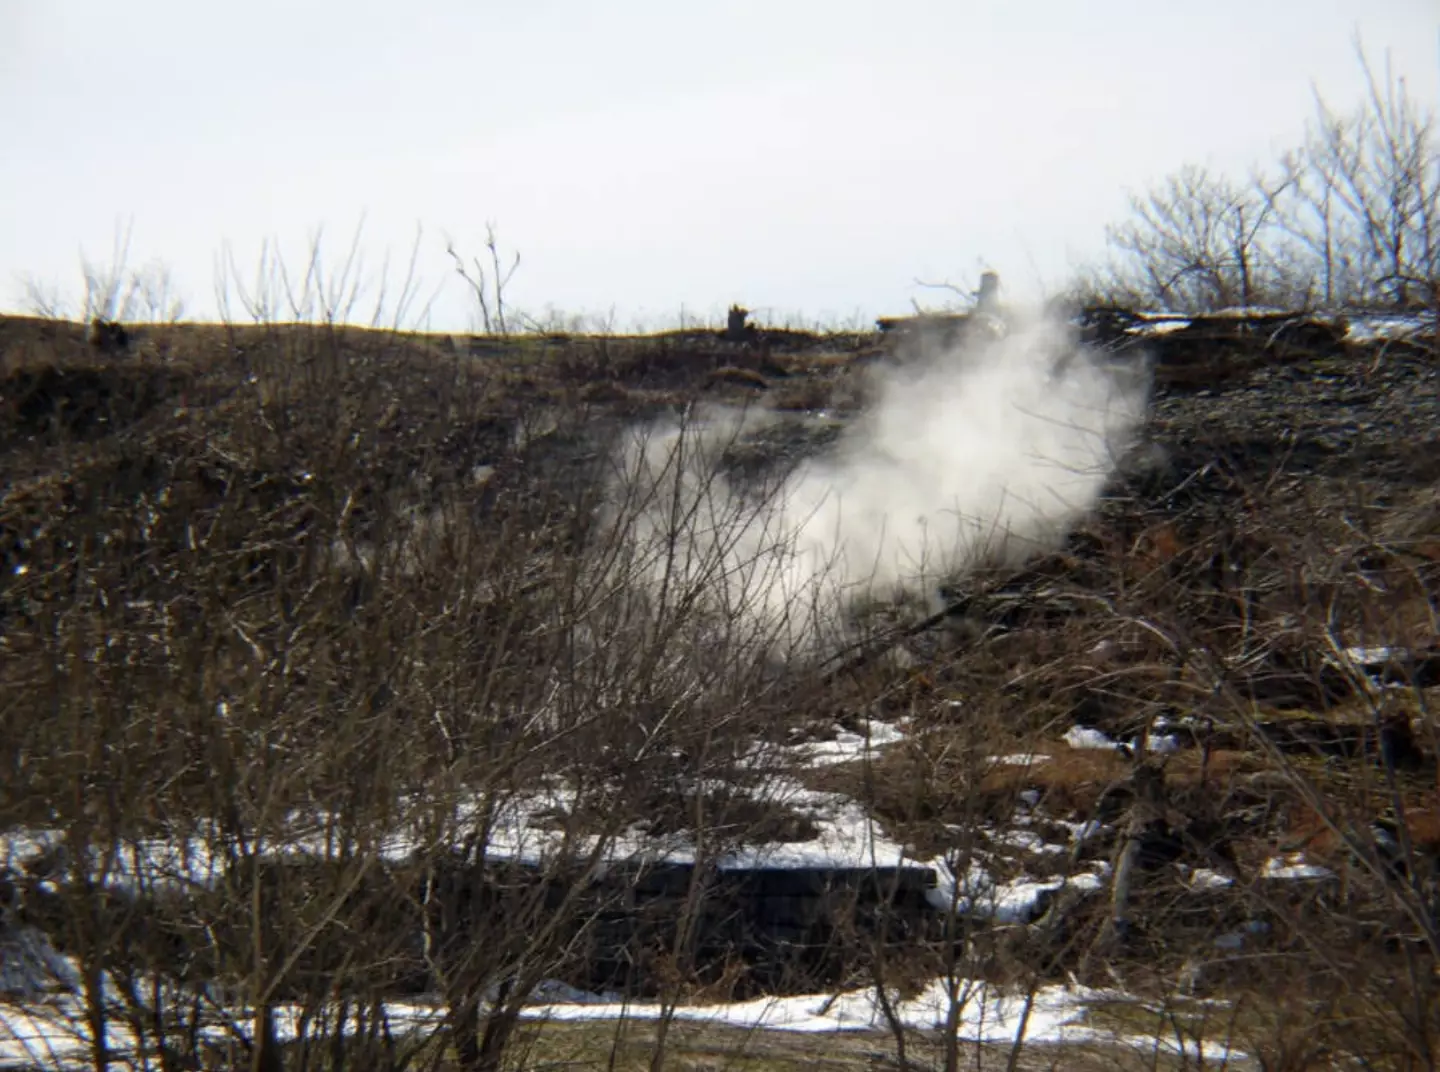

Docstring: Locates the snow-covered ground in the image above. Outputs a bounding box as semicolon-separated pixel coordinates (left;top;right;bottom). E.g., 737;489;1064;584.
765;718;907;768
1;702;1339;901
0;967;1247;1068
526;976;1102;1043
7;703;1360;1070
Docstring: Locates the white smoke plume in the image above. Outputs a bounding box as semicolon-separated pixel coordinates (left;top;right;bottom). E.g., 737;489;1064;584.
605;309;1151;658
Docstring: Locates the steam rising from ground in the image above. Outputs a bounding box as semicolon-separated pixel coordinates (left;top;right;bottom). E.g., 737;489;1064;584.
607;311;1150;657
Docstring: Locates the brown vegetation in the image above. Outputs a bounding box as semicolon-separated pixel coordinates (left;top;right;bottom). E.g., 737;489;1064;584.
0;300;1435;1071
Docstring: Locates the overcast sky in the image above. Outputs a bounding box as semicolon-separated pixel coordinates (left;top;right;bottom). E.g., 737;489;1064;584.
2;1;1437;331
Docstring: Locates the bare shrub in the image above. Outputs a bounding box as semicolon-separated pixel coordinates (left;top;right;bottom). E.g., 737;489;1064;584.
1;268;919;1069
22;221;187;327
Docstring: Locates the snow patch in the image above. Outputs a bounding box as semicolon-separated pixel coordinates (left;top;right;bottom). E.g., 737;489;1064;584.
1343;315;1433;344
987;753;1051;767
926;860;1106;922
778;719;906;768
1147;733;1182;754
1125;318;1191;336
716;778;913;870
987;829;1067;856
1343;645;1396;664
1206;305;1292;319
1057;819;1106;844
0;978;1159;1062
1187;868;1235;891
1261;853;1334;881
1063;726;1119;751
526;975;1101;1044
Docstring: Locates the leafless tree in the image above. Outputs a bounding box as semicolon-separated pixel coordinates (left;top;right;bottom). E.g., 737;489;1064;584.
1097;41;1438;315
1279;39;1439;309
1103;164;1297;312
